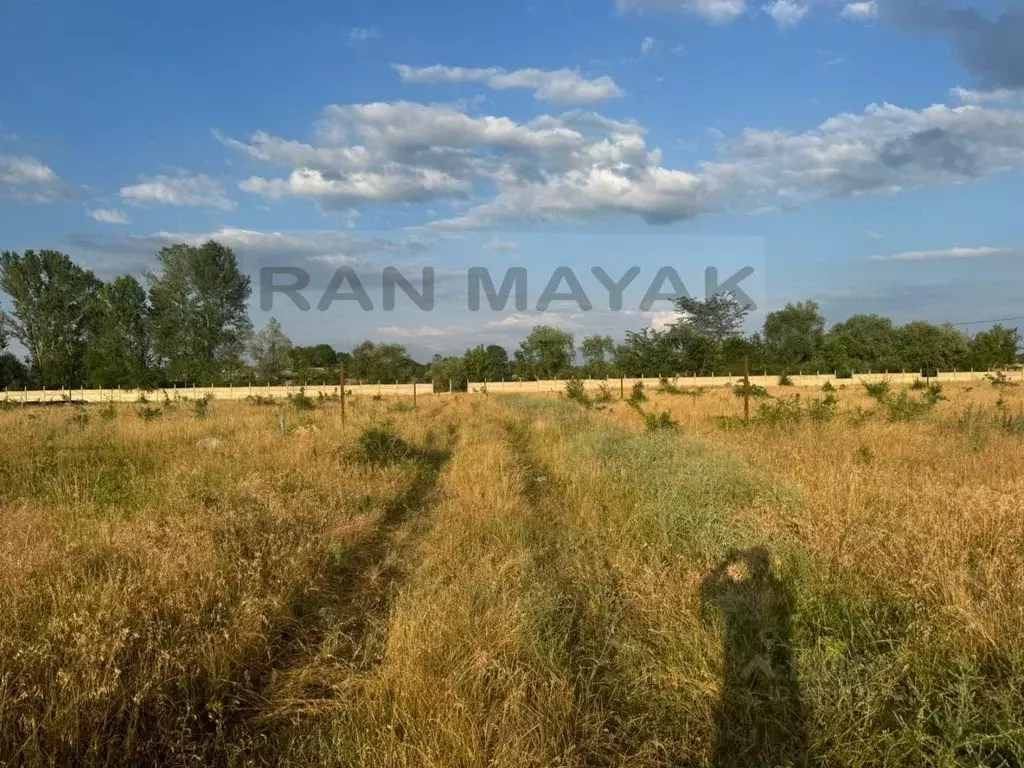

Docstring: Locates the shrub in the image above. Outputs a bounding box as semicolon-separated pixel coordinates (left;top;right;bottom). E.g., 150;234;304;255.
987;371;1018;388
565;378;592;408
643;410;678;432
733;382;769;399
136;405;163;421
288;387;316;411
627;381;647;408
757;395;804;425
922;382;945;407
821;381;836;393
862;379;892;404
356;423;412;466
808;392;839;422
909;378;928;391
194;395;212;419
594;382;614;403
657;377;681;394
885;391;931;423
100;403;118;421
778;374;794;387
246;394;276;406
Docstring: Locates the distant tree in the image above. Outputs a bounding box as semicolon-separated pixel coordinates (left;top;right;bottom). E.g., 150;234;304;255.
0;250;101;387
666;294;750;375
292;344;339;370
581;334;616;376
247;317;293;383
428;354;468;392
897;321;969;374
614;328;681;378
147;240;252;384
83;275;152;388
820;314;901;373
348;341;421;382
0;316;29;388
967;325;1021;370
515;325;575;379
763;301;825;371
484;344;511;381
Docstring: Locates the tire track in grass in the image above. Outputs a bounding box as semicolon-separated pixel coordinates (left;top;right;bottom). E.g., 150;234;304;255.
220;416;459;761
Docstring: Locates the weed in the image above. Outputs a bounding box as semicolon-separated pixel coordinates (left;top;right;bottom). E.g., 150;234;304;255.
627;381;647;408
733;382;770;399
67;408;90;428
757;395;804;425
99;403;118;421
658;377;681;394
356;423;412;465
594;383;614;403
821;381;836;393
862;379;892;404
909;378;928;390
246;394;276;406
288;387;316;411
778;374;794;386
808;392;839;422
855;445;874;465
987;371;1018;388
922;382;945;406
194;395;212;419
136;405;163;421
643;409;678;432
885;391;931;422
565;378;592;408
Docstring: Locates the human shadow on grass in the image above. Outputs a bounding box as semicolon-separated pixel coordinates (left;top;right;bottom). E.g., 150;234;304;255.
701;547;811;768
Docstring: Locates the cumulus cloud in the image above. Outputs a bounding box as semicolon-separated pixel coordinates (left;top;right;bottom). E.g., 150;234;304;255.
840;1;876;21
0;155;67;203
392;64;624;104
616;0;746;24
950;86;1021;105
868;246;1017;262
763;0;809;27
223;95;1024;231
483;236;519;252
120;173;235;211
878;0;1024;89
88;208;131;224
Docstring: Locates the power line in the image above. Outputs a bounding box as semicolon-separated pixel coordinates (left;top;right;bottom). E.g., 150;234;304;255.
950;315;1024;327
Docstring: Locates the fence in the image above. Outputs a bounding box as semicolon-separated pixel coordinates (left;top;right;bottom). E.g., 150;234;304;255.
3;369;1019;404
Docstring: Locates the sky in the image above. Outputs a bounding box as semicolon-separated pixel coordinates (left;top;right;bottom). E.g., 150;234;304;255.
2;0;1024;359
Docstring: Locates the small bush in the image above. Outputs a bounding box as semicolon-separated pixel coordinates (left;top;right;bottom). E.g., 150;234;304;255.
594;383;614;403
356;424;412;466
777;374;794;387
862;379;892;404
136;405;163;421
987;371;1018;388
922;382;945;406
808;392;839;422
733;382;769;399
821;380;836;393
100;402;118;421
627;381;647;408
885;391;931;423
565;378;592;408
757;396;804;425
643;410;678;432
247;394;276;406
855;445;874;465
67;408;90;428
657;377;681;394
909;378;928;391
836;370;854;379
678;386;705;397
194;395;212;419
289;387;316;411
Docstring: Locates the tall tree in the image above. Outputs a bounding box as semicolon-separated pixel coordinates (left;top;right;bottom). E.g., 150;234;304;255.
897;322;969;374
821;315;901;373
84;275;152;388
666;294;750;375
967;325;1021;370
0;315;28;387
763;301;825;371
515;325;575;379
247;317;293;383
347;341;421;382
147;240;252;383
581;334;616;376
0;250;100;386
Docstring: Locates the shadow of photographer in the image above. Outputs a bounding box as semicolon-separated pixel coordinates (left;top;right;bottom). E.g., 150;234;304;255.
701;547;810;767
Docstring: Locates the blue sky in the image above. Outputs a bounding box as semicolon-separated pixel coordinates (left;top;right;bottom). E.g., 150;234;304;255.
2;0;1023;357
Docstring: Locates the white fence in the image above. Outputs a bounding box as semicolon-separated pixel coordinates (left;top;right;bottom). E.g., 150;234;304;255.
3;370;1019;404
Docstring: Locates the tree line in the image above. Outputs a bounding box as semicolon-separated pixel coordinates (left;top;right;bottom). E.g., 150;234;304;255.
0;242;1020;391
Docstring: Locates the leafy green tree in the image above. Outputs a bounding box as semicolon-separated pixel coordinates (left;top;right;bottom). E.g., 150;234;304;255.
0;316;29;388
763;301;825;371
580;334;616;377
147;240;252;384
84;275;152;388
292;344;339;370
667;294;750;374
967;325;1021;370
515;325;575;379
428;354;468;392
247;317;293;383
897;322;969;374
348;341;422;382
484;345;510;381
614;329;681;377
0;250;100;386
820;315;901;373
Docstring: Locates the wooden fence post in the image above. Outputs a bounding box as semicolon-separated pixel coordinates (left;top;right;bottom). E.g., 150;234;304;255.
743;355;751;424
339;366;346;428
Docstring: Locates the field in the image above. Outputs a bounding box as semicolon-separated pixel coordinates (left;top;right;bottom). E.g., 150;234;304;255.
1;379;1023;766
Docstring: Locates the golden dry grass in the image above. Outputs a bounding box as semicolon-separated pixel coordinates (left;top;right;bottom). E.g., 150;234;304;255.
0;380;1022;766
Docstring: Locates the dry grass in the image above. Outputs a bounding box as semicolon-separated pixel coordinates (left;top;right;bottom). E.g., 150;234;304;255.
1;381;1022;765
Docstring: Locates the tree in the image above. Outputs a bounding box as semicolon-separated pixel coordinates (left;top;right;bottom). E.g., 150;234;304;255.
614;328;681;377
0;315;28;388
347;341;421;382
0;250;100;387
820;315;901;373
580;334;616;377
515;325;575;379
247;318;293;383
667;294;751;375
763;301;825;371
967;325;1021;370
84;275;152;388
292;344;339;370
484;345;511;381
897;322;969;374
147;240;252;383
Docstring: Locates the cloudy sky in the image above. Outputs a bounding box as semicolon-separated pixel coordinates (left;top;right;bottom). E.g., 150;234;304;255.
2;0;1023;357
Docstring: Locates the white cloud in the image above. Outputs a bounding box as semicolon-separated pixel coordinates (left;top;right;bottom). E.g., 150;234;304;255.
950;87;1021;105
868;246;1017;262
763;0;809;27
120;173;235;211
0;155;67;203
392;64;623;104
88;208;131;224
483;236;518;252
840;1;876;21
616;0;746;24
347;26;379;42
641;36;657;56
